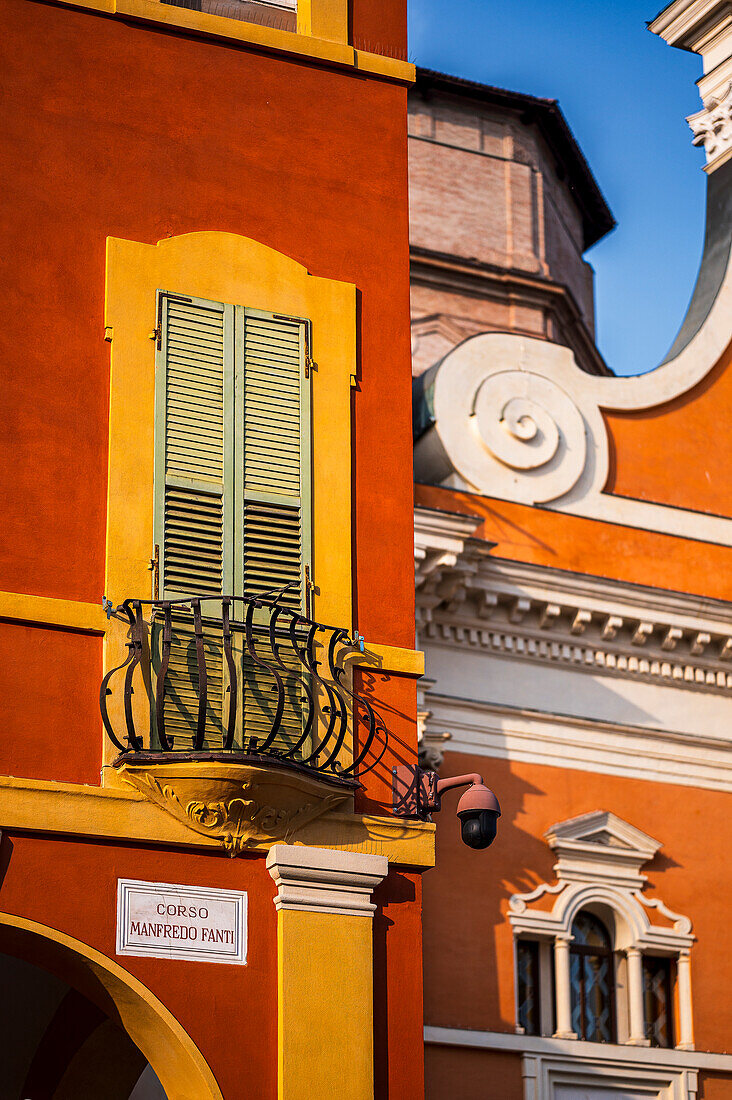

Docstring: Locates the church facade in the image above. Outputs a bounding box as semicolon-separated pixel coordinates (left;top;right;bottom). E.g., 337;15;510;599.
412;3;732;1097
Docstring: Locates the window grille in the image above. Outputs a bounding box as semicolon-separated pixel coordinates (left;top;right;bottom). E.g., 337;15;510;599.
569;912;616;1043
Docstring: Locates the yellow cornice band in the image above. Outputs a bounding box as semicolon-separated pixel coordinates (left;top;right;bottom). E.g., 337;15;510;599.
353;641;424;677
0;775;436;867
40;0;415;84
0;592;424;672
0;591;107;634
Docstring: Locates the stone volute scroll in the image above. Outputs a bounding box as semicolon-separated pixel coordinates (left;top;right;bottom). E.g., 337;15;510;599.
413;1;732;548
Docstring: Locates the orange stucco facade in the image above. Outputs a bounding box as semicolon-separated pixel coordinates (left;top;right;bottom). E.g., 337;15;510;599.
0;1;428;1097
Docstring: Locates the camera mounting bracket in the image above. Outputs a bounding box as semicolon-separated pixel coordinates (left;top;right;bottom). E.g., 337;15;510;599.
392;764;439;820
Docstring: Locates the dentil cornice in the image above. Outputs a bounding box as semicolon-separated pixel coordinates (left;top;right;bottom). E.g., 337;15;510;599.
415;506;732;695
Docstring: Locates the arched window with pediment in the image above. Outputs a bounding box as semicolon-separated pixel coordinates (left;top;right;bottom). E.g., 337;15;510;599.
509;812;695;1053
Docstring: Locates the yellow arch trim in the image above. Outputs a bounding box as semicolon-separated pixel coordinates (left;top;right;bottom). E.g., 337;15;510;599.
0;911;224;1100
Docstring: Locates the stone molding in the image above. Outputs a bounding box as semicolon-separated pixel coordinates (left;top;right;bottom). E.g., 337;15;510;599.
118;760;354;856
688;82;732;171
651;0;732;143
545;811;661;889
415;525;732;696
424;1025;732;1070
509;813;695;1053
412;5;732;541
413;327;732;545
425;1029;712;1100
266;844;388;916
420;693;732;792
414;507;482;585
508;811;694;952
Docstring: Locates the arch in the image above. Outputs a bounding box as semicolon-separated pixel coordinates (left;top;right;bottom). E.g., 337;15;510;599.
553;882;652;950
0;911;223;1100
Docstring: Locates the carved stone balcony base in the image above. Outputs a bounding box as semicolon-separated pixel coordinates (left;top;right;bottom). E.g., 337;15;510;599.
114;753;357;856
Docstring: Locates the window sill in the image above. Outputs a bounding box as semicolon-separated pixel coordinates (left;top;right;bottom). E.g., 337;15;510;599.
425;1027;732;1072
39;0;416;83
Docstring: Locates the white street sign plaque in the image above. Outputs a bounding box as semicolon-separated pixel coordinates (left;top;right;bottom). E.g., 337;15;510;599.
116;879;247;965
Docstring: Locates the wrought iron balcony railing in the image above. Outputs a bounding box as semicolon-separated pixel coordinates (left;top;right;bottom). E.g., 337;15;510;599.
100;587;386;782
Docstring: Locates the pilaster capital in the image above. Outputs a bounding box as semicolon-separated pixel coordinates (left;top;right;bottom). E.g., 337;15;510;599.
266;843;388;917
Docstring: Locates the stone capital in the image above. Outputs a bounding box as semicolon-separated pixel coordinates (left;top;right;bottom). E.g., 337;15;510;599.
266;844;388;917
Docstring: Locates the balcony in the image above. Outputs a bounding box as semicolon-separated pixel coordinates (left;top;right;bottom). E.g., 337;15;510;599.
100;589;385;853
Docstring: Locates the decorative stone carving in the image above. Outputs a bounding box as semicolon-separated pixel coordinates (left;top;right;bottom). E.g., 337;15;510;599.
414;522;732;695
413;326;732;546
117;760;354;856
508;811;696;1053
418;731;452;771
509;811;694;953
688;83;732;170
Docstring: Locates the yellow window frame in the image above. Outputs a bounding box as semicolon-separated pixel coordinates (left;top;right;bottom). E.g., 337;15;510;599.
103;231;356;777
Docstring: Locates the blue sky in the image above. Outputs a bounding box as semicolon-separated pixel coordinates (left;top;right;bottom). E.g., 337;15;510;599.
408;0;707;376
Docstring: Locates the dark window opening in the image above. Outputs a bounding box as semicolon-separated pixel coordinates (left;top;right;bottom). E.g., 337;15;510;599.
570;912;616;1043
517;939;540;1035
643;955;674;1048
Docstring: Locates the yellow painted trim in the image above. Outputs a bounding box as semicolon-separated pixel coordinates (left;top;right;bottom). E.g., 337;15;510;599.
355;49;415;82
0;912;224;1100
0;591;107;634
296;0;347;44
354;641;424;677
0;774;436;867
42;0;415;83
278;911;373;1100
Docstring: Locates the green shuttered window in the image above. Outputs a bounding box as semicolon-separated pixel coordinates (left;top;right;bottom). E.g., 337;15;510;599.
153;292;312;750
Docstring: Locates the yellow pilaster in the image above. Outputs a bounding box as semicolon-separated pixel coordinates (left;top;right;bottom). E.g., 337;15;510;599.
267;844;388;1100
297;0;349;44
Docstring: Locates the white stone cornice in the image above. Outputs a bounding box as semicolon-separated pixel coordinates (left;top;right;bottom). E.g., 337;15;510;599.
421;694;732;792
266;844;388;917
416;553;732;695
649;0;732;67
688;81;732;169
414;506;483;585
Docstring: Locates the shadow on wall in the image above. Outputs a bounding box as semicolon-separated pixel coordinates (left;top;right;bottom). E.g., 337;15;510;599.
0;951;167;1100
421;752;553;1034
354;667;420;815
372;871;417;1098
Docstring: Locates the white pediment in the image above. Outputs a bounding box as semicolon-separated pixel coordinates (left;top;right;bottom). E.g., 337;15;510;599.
509;810;692;950
544;812;661;889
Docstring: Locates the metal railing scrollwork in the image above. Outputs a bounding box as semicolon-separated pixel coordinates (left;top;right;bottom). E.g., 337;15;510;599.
100;585;387;781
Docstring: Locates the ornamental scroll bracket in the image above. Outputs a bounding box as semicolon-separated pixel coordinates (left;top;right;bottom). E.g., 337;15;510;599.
118;760;354;856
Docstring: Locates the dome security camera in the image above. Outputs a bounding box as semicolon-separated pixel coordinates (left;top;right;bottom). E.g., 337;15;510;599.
456;783;501;849
392;766;501;851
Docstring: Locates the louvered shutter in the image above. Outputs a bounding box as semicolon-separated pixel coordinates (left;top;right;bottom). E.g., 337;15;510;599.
153;293;234;749
235;308;312;755
236;308;311;612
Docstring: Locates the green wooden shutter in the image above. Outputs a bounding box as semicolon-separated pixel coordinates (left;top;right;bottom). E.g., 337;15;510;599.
236;308;311;612
152;297;312;756
236;308;312;755
153;292;234;749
